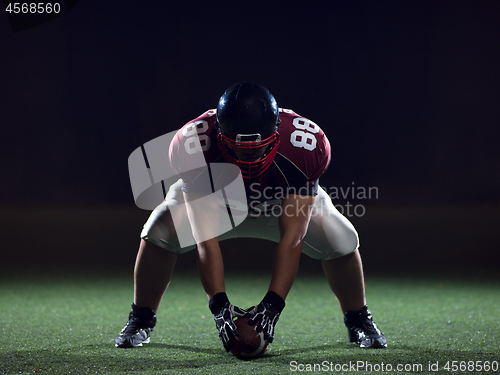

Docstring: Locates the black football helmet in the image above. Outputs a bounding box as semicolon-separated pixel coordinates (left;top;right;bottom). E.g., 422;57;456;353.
216;82;281;179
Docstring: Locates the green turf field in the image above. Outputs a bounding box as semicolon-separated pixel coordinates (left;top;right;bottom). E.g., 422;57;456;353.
1;272;499;375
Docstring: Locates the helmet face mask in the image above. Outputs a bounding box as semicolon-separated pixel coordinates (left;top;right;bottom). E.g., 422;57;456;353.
216;82;281;179
235;133;261;145
217;131;280;179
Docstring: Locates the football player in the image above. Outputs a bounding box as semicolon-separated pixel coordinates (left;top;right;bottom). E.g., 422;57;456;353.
115;82;387;350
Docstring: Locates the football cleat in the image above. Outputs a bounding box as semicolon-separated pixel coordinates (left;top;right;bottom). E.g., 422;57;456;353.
115;303;156;348
344;305;387;349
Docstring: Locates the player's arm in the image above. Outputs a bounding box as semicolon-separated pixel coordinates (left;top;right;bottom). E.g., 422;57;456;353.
247;194;316;342
183;191;247;351
182;191;225;299
270;193;316;299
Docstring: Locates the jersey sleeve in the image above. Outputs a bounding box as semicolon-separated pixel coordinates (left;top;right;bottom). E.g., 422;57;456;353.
169;109;221;194
274;109;331;194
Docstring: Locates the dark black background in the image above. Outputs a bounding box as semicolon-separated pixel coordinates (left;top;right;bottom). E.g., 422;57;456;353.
1;1;499;276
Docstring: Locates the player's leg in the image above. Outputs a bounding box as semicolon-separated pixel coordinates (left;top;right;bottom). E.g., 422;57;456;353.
134;239;177;313
300;187;363;314
321;249;365;314
115;239;176;348
116;180;193;348
302;187;387;349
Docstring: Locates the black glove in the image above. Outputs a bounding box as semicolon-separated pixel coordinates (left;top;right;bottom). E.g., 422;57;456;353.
210;292;248;351
246;291;285;343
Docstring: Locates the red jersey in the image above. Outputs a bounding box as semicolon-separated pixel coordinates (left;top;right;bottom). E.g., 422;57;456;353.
169;108;331;212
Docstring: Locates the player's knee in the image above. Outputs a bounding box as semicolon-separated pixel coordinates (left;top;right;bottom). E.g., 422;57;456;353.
333;245;359;260
140;238;179;259
323;245;358;261
322;227;359;260
342;226;359;255
141;210;182;253
338;228;359;258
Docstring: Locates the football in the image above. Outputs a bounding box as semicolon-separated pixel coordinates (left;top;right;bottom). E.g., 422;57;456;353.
230;318;269;359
